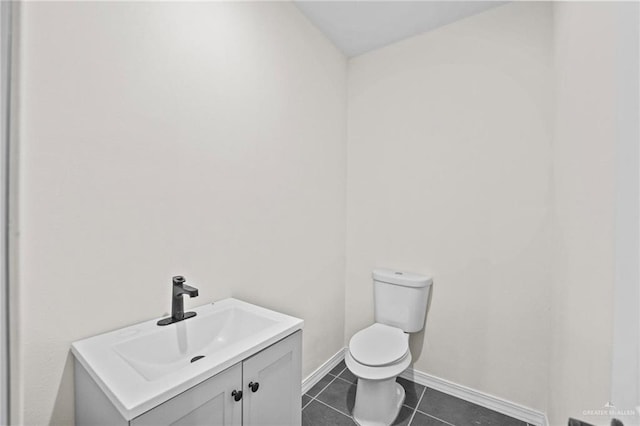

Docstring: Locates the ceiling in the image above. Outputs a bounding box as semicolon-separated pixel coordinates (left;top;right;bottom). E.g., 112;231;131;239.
294;1;506;57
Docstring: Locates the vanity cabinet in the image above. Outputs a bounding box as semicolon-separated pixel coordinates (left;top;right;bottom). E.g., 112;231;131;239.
76;331;302;426
131;364;242;426
242;330;301;426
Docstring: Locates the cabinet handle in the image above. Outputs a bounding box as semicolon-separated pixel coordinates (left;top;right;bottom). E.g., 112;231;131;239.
231;390;243;402
249;382;259;393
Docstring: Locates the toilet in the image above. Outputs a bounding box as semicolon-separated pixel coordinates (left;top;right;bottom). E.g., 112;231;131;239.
346;268;433;426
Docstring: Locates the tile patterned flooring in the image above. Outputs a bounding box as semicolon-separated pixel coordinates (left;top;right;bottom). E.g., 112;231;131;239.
302;361;534;426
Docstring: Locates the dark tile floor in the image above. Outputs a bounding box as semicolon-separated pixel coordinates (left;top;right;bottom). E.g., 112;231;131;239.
302;361;534;426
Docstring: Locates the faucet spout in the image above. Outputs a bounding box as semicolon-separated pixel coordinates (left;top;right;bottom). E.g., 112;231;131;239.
177;283;199;298
157;276;200;326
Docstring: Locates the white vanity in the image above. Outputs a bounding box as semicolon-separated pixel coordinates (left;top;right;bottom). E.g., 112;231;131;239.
71;299;303;426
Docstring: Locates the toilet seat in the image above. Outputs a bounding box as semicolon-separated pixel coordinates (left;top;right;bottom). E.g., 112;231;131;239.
349;323;409;367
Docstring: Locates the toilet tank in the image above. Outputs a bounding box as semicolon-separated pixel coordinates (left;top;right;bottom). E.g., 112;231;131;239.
373;268;433;333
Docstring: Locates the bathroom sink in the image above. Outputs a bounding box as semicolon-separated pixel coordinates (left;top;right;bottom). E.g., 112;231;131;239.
71;298;303;419
113;306;279;381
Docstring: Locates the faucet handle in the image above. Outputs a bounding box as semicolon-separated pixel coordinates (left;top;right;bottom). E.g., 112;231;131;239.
173;276;186;285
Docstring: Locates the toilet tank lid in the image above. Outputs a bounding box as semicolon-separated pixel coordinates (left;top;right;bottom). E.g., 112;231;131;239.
372;268;432;288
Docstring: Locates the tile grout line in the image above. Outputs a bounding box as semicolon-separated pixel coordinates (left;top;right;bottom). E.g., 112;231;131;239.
303;367;359;422
308;374;339;400
314;369;354;418
332;374;356;386
407;386;426;425
302;375;337;411
415;400;527;426
410;385;455;425
413;386;521;426
302;369;346;412
301;396;314;411
334;367;347;376
422;413;456;426
314;397;354;420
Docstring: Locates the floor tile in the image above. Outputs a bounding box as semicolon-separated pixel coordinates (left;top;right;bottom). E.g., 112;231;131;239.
410;411;450;426
338;367;358;384
302;400;356;426
302;394;312;408
306;374;335;397
418;388;526;426
315;376;357;416
397;377;425;408
392;405;415;426
329;360;347;376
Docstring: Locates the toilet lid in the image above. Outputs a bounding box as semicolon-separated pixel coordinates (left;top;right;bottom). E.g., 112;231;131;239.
349;323;409;367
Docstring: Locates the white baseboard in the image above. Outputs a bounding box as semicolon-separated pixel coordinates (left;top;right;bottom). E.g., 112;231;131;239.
301;347;346;394
400;368;547;426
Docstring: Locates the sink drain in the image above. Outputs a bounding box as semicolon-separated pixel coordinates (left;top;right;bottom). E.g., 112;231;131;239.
190;355;205;363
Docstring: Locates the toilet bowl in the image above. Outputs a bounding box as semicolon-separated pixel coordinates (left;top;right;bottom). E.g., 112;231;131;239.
346;323;412;426
346;269;432;426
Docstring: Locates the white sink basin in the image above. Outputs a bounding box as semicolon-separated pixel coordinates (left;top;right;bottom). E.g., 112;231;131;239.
113;307;279;381
71;298;303;420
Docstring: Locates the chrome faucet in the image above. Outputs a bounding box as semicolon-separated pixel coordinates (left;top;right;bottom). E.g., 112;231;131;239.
157;276;199;326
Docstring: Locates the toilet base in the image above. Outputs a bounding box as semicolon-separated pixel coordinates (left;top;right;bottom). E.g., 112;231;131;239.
352;378;405;426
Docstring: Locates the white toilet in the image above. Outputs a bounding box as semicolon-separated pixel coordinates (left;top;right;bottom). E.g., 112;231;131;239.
346;268;433;426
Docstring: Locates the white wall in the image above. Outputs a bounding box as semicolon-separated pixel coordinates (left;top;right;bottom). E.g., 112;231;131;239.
346;2;553;413
550;2;639;425
0;2;11;424
611;1;640;423
15;2;347;424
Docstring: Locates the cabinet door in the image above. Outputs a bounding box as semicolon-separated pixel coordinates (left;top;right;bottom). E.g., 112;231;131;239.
242;331;302;426
131;363;242;426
